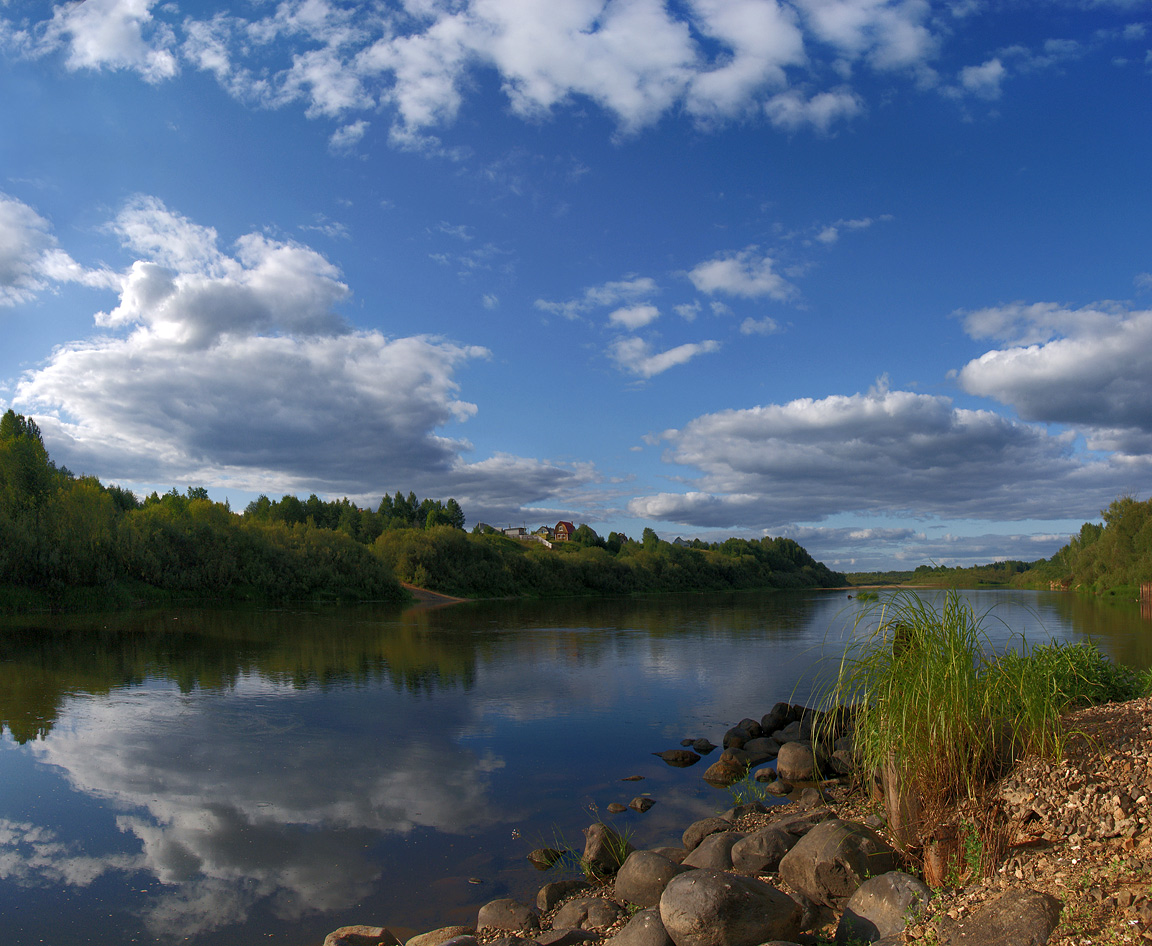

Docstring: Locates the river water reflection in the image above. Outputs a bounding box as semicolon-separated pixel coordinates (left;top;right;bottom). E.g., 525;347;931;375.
0;589;1148;945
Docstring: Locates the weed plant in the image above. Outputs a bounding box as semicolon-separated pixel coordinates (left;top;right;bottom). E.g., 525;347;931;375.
823;590;1142;827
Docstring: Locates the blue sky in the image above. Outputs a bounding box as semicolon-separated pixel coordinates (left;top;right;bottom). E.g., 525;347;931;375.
1;0;1151;571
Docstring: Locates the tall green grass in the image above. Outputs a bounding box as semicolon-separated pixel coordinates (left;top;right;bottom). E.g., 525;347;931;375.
824;590;1143;822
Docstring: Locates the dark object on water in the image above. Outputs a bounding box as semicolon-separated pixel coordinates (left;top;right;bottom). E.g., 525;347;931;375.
621;774;645;781
607;802;628;813
652;749;701;767
630;796;656;813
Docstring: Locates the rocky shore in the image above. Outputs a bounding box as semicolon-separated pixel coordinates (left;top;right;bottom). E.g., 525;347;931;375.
322;697;1152;946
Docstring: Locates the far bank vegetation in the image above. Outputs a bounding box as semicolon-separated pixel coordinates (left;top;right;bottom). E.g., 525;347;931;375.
848;494;1152;599
0;410;845;611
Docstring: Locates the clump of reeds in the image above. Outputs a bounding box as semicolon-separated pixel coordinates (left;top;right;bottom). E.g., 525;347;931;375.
822;590;1142;845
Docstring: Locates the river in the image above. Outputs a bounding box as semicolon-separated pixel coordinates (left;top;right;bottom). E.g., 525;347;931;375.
0;588;1149;945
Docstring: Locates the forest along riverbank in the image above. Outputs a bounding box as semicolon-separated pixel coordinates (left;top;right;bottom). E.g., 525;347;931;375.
321;696;1152;946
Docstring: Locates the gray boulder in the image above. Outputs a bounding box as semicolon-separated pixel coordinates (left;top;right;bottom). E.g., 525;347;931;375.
325;928;401;946
607;907;674;946
652;846;688;863
730;825;802;875
735;717;764;739
477;899;540;933
681;831;745;870
778;819;897;909
720;802;767;821
723;727;752;749
835;871;932;944
761;703;793;735
775;742;821;782
538;879;592;912
682;817;732;851
730;808;829;875
741;737;779;758
615;851;691;908
934;889;1062;946
584;822;636;878
659;868;802;946
772;720;803;744
553;897;627;931
407;928;476;946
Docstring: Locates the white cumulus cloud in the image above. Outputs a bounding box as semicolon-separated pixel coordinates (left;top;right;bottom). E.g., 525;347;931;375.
629;383;1140;528
687;246;795;300
609;336;720;378
0;193;118;306
957;301;1152;456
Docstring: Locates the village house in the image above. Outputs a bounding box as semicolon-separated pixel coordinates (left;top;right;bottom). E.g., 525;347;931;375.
554;521;575;542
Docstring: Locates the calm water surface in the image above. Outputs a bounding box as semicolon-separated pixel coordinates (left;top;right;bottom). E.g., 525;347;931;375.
0;589;1149;945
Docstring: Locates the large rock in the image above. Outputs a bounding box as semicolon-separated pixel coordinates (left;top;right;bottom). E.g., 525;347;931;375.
702;758;748;786
720;802;767;821
615;851;691;908
553;897;627;931
682;817;732;851
730;825;803;875
760;703;793;735
741;737;779;759
584;822;636;878
734;717;765;739
538;879;592;912
659;868;802;946
723;727;752;749
730;809;830;875
778;819;897;909
407;928;475;946
772;720;803;744
835;872;932;944
477;899;540;933
325;928;401;946
607;907;674;946
682;831;745;870
775;742;821;782
934;889;1062;946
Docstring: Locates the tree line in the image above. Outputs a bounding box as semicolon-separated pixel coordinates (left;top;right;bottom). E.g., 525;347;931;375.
1;409;847;611
1013;495;1152;594
376;523;847;598
0;410;407;609
844;495;1152;596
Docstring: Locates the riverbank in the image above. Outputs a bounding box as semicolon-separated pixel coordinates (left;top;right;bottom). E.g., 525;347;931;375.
325;696;1152;946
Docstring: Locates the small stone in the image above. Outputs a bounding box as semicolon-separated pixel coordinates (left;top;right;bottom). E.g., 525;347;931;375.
607;803;628;813
630;796;656;812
